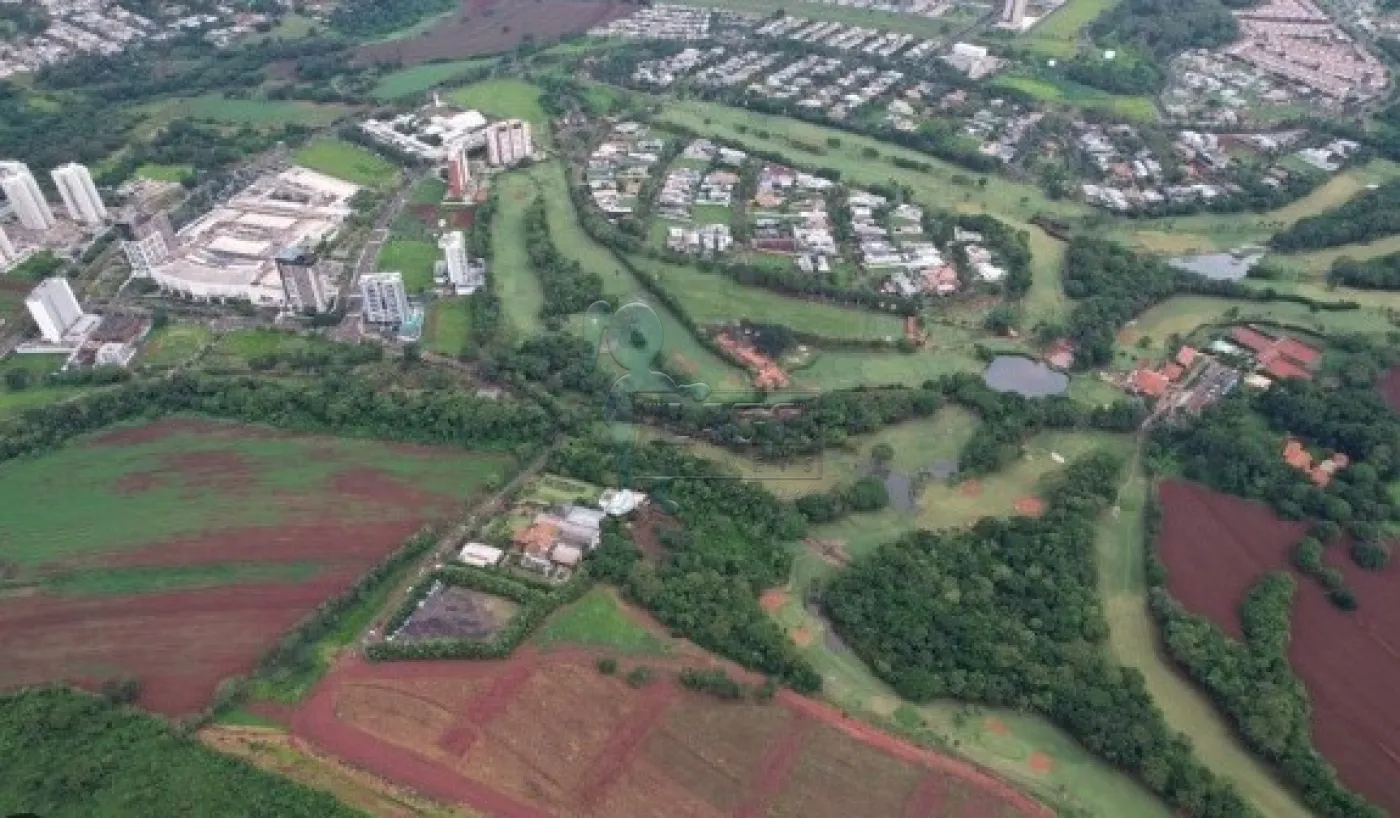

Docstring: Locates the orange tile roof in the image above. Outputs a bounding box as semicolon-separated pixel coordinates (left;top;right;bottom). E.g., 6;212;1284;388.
1332;452;1351;468
1176;346;1198;368
1283;440;1313;471
514;521;559;556
1276;337;1321;367
1310;467;1332;487
1163;364;1185;381
1264;357;1313;381
1131;369;1169;398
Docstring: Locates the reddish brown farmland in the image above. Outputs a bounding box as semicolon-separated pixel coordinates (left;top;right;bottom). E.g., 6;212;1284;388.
1378;365;1400;413
356;0;631;65
0;418;509;715
291;652;1052;818
1157;479;1400;813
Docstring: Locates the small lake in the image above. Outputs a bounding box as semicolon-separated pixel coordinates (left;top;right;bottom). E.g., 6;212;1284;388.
983;355;1069;398
1168;252;1262;281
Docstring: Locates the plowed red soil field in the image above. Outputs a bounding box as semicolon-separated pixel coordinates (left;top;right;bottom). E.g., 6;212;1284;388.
1158;479;1400;813
357;0;631;65
291;652;1050;818
0;419;507;716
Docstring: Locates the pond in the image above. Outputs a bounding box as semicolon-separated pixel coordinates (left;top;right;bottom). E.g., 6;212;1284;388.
1167;251;1262;281
982;355;1069;398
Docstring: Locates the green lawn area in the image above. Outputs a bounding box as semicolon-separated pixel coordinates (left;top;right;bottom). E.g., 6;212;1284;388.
409;175;448;205
529;160;749;394
135;163;194;183
177;95;351;127
667;0;958;38
1273;234;1400;278
790;346;983;391
1095;462;1313;818
630;254;906;342
1021;0;1119;56
139;323;213;369
490;171;546;336
1127;295;1394;362
0;353;66;381
0;419;509;578
293;139;400;189
992;74;1158;123
377;238;439;294
446;78;547;125
371;58;496;100
424;296;471;356
533;587;669;655
204;328;336;369
0;354;78;417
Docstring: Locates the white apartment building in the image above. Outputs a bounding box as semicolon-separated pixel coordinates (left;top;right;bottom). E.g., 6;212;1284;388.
122;232;168;274
360;271;409;325
51;163;107;226
447;142;471;200
485;120;536;167
0;223;15;264
26;277;85;344
0;161;56;231
438;230;484;294
1001;0;1028;27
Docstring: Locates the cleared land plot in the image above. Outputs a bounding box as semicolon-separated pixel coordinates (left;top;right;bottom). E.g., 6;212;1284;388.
0;418;508;715
372;58;497;100
668;0;960;39
533;587;669;655
293;139;401;189
174;95;351;127
291;652;1049;817
446;78;547;125
356;0;630;65
992;74;1157;123
396;586;519;643
203;328;336;369
426;297;472;356
1157;480;1400;814
139;323;213;368
379;238;440;294
135;163;194;183
1020;0;1118;56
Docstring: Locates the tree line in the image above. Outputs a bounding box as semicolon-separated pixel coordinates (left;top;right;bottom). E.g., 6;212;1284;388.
821;451;1262;818
523;196;605;317
1271;179;1400;252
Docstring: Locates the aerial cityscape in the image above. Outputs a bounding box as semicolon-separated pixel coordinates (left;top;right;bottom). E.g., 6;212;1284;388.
4;0;1400;817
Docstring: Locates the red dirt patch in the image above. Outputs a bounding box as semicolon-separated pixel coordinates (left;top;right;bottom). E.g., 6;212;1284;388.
984;717;1008;736
1027;752;1053;774
292;653;1051;818
87;417;288;446
1378;366;1400;413
760;589;788;613
1013;496;1047;517
356;0;631;65
790;628;813;648
961;479;982;498
1158;479;1400;813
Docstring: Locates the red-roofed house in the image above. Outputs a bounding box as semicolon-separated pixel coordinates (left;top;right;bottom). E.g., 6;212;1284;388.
1130;369;1170;398
1283;439;1312;471
1231;326;1275;354
1164;363;1185;381
1176;346;1198;368
1276;337;1321;367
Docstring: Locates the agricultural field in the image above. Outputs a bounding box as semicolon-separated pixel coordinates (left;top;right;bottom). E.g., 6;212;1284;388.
373;59;490;100
0;418;509;715
1095;467;1313;818
355;0;630;65
290;648;1051;817
293;139;401;189
378;238;441;294
1156;480;1400;814
446;78;548;125
139;322;213;369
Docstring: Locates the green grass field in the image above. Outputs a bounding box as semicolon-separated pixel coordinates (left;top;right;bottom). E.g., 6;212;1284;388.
790;346;983;391
139;323;213;369
667;0;960;39
409;175;448;205
203;329;334;369
424;296;471;356
0;419;508;580
446;78;547;125
529;160;749;392
0;354;84;418
1274;234;1400;277
0;353;66;381
490;171;546;336
1126;295;1394;362
1095;462;1313;818
993;74;1158;123
377;238;439;294
533;587;669;655
135;163;194;183
293;139;400;189
371;58;496;100
1021;0;1118;56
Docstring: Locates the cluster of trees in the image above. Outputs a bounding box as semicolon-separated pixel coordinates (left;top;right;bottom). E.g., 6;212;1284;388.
1059;237;1189;366
486;331;610;396
821;452;1260;818
1271;180;1400;252
465;189;506;350
1329;252;1400;290
678;667;777;702
926;212;1034;299
1065;52;1165;95
793;476;889;523
0;688;363;816
1147;497;1383;817
1083;0;1246;93
330;0;453;38
555;438;821;691
245;342;385;374
101;120;312;188
4;364;131;393
1291;530;1359;610
523;198;605;317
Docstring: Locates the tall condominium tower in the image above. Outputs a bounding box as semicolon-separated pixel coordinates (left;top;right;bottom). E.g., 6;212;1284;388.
360;271;409;325
485;120;535;167
51;163;108;226
25;277;84;343
276;246;330;314
0;161;55;231
1001;0;1028;27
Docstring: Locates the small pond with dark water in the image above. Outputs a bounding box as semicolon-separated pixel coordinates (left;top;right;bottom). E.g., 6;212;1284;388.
982;355;1069;398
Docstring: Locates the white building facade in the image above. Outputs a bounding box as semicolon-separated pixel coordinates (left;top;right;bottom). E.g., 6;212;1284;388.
25;277;84;343
51;163;107;226
0;223;15;263
438;230;484;294
485;120;535;167
276;247;330;314
0;161;55;231
360;271;409;325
